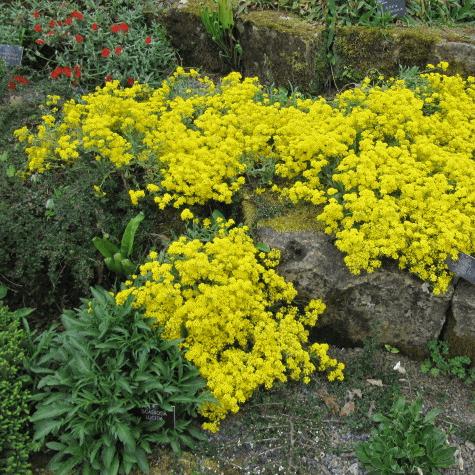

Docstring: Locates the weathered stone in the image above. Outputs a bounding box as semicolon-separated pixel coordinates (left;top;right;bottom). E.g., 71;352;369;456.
429;41;475;76
255;226;455;359
443;280;475;362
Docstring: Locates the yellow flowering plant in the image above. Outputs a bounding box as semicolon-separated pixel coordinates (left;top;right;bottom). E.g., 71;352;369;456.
15;64;475;294
115;218;344;432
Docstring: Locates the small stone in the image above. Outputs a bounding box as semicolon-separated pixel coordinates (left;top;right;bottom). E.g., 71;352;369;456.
465;440;475;451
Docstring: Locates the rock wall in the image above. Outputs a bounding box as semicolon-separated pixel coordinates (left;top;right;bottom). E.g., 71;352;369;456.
156;3;475;94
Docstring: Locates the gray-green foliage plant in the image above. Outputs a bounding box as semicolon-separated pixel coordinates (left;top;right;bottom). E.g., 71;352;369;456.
0;285;35;475
354;395;456;474
29;287;215;475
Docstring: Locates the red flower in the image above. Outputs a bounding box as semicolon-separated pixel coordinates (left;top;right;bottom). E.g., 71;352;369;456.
47;30;54;35
101;48;110;57
33;11;40;18
51;67;62;79
34;25;42;32
35;39;46;45
8;81;15;90
14;76;29;84
49;20;55;27
70;11;83;19
62;66;71;78
145;36;151;44
105;75;112;82
72;81;78;86
74;65;81;78
75;35;83;42
65;17;72;26
115;46;123;54
111;22;129;33
57;20;62;26
127;77;134;86
91;23;98;30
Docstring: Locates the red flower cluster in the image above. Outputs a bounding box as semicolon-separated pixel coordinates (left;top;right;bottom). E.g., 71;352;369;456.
75;35;83;42
105;75;112;82
91;23;98;31
74;65;81;78
65;17;72;26
145;36;151;44
8;75;29;90
115;46;123;54
101;48;110;57
33;11;40;18
70;10;84;20
34;25;42;32
111;23;129;33
127;77;134;86
51;66;72;79
35;39;46;45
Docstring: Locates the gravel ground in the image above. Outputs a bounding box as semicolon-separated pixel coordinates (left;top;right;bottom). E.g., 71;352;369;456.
185;346;475;475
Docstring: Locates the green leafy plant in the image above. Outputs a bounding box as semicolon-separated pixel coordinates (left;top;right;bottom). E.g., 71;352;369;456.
29;287;214;475
93;211;145;277
421;340;475;385
354;395;457;474
199;0;242;69
0;286;35;475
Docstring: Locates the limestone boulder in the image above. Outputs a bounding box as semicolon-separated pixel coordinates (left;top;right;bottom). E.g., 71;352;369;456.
443;280;475;362
255;226;455;359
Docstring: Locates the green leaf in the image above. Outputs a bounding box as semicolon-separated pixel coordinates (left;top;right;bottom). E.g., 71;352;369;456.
92;237;120;259
46;441;66;451
6;165;15;177
33;419;63;440
49;453;82;475
255;242;270;252
114;420;136;451
120;212;145;258
135;448;150;474
13;307;35;318
31;404;71;422
103;443;116;470
392;396;406;414
424;407;442;423
0;284;7;299
188;425;208;441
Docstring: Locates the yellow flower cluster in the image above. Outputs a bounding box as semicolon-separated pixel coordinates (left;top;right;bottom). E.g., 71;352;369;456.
115;222;341;432
15;64;475;293
312;66;475;294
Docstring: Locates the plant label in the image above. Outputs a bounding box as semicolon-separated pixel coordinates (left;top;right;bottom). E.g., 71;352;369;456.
134;404;175;429
446;251;475;284
0;44;23;66
377;0;407;17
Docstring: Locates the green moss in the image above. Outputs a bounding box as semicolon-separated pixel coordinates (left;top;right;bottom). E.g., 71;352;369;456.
240;10;319;40
333;26;445;85
243;190;326;233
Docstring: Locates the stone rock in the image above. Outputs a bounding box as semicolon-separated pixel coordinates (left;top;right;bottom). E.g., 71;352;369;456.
255;226;455;359
443;279;475;362
429;41;475;76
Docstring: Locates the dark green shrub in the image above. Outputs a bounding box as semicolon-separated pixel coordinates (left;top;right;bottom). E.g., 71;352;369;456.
0;137;164;322
29;287;214;475
0;287;34;475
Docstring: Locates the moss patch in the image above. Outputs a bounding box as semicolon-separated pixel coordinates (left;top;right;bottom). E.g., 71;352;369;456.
243;189;327;233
